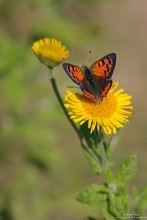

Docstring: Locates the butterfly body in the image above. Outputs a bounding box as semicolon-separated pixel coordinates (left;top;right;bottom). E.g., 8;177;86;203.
80;65;102;101
63;53;116;102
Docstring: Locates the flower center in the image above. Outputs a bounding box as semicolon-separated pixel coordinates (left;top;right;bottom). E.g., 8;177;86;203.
82;93;117;118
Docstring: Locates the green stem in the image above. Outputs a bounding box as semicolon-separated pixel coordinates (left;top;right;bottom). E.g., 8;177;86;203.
99;128;108;151
87;129;101;162
49;75;83;141
98;142;109;171
96;127;109;171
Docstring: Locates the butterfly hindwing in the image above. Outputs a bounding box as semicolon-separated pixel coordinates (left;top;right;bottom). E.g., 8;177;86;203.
90;77;112;101
99;79;112;100
62;63;84;85
80;79;112;101
79;81;96;101
90;53;116;79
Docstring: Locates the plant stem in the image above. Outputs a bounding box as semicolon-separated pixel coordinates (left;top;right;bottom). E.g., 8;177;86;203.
96;128;109;171
98;142;109;171
49;75;83;140
99;128;108;151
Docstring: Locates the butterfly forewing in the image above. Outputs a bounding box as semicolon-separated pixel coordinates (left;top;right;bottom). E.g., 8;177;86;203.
63;63;84;85
90;53;116;79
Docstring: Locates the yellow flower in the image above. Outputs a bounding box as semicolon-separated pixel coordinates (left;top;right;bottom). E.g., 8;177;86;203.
32;37;70;68
64;82;133;135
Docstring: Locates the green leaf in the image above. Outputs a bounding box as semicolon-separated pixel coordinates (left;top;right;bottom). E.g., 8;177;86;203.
116;154;137;185
105;169;115;184
103;206;117;220
106;191;129;218
134;184;147;214
82;144;102;174
77;184;108;206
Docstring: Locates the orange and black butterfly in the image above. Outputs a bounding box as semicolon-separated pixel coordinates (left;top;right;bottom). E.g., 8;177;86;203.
62;53;116;102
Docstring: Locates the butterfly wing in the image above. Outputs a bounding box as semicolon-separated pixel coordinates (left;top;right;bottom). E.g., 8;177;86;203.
62;63;84;85
80;78;112;101
80;80;96;101
63;63;96;100
90;53;116;79
88;76;112;101
98;78;112;100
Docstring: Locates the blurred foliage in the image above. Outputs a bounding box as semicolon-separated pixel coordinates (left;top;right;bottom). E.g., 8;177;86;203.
0;31;70;219
0;0;104;219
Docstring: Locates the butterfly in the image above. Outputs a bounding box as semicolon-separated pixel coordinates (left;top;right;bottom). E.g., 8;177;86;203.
62;53;116;102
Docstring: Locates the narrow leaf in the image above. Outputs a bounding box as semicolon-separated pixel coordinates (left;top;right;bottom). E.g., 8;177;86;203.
82;143;102;174
106;191;129;218
134;184;147;214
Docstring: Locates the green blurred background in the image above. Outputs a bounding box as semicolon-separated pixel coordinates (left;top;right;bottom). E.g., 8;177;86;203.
0;0;147;219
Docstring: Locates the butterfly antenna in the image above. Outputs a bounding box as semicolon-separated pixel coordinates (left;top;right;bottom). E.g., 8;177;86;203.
63;58;82;66
63;51;91;66
85;50;92;65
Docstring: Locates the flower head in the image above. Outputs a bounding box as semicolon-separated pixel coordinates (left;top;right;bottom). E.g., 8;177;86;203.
32;37;69;68
64;82;133;135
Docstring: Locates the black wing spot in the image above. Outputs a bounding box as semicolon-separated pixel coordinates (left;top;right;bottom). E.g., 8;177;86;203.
101;59;105;65
106;64;110;72
107;56;111;64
